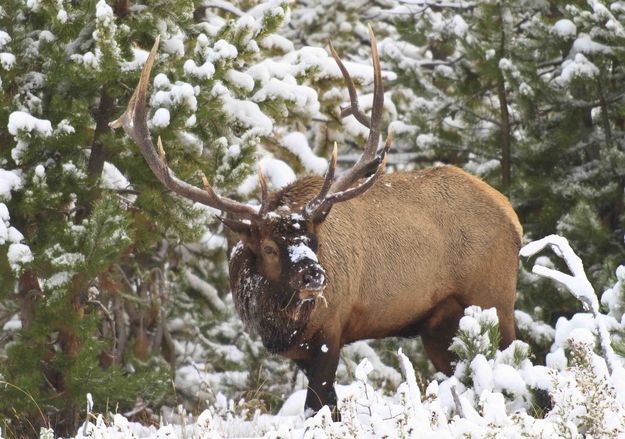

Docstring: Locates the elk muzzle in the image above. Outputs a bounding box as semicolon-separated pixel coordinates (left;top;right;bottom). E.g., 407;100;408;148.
289;261;326;303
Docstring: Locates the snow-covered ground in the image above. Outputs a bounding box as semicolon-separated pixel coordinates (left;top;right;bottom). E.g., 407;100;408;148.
68;339;625;438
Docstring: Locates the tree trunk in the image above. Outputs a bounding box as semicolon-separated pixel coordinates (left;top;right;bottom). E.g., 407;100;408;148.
497;76;512;188
17;269;41;331
497;4;512;189
76;87;114;222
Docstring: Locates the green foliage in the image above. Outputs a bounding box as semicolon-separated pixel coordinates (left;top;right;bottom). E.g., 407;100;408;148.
450;306;501;364
0;0;323;434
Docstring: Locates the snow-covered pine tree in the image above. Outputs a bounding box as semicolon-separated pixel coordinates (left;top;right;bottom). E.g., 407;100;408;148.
0;0;338;434
512;1;625;293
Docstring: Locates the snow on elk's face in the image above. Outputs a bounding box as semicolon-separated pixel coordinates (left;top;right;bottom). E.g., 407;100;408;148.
254;209;327;307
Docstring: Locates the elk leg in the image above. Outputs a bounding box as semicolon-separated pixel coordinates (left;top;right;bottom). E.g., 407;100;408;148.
295;338;342;422
496;305;516;348
420;296;465;375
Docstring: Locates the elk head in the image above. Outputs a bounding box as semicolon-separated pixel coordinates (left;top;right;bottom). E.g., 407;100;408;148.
110;25;392;315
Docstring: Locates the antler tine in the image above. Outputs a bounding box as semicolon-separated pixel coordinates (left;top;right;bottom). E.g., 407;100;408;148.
364;23;384;161
329;24;386;195
314;132;392;217
306;130;393;221
328;40;371;129
258;165;270;216
110;36;259;220
303;26;391;222
304;142;338;215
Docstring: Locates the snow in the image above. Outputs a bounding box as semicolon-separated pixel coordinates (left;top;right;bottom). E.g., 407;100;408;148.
69;334;625;438
451;15;468;37
39;30;55;43
2;314;21;331
0;169;23;200
57;9;68;23
7;243;33;272
0;30;10;49
217;86;272;134
471;355;494;394
521;235;597;312
552;19;577;38
252;77;320;118
163;34;185;57
225;69;255;92
354;357;374;382
170;82;198;111
121;47;149;72
101;162;131;191
601;265;625;320
183;58;215;80
492;363;527;398
7;226;24;243
480;392;507;426
7;111;52;137
154;73;171;89
0;203;9;222
280;132;327;175
212;39;238;60
571;33;613;56
288;242;318;263
546;348;568;370
152;108;170;128
0;52;15;69
95;0;113;18
34;164;45;179
237;157;295;195
261;34;294;53
152;81;198;112
514;309;555;345
522;235;622;374
56;119;76;135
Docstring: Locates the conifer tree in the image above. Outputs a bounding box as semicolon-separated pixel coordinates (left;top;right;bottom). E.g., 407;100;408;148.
0;0;338;433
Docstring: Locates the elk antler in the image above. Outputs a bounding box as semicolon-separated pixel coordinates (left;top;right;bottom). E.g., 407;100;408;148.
305;25;393;220
257;166;270;216
109;36;260;221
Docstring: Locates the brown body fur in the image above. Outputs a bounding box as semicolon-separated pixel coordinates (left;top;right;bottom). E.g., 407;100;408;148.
230;165;522;416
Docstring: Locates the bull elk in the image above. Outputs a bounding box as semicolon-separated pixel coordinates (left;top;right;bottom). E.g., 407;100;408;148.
111;27;522;421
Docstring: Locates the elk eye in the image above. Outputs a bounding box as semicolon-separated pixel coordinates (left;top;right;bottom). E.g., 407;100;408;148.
263;245;276;256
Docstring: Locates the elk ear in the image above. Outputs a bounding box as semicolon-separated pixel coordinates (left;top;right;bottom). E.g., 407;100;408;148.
221;218;252;240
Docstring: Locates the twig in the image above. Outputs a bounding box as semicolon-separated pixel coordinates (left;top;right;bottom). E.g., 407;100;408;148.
451;385;464;418
520;235;619;374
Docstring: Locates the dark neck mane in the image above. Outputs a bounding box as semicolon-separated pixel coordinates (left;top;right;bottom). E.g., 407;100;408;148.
229;244;315;353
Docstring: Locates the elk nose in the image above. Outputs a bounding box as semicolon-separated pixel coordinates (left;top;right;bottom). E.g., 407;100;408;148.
302;266;325;290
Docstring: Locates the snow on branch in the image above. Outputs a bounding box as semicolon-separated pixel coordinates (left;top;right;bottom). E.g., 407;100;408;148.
520;234;597;313
520;234;619;374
